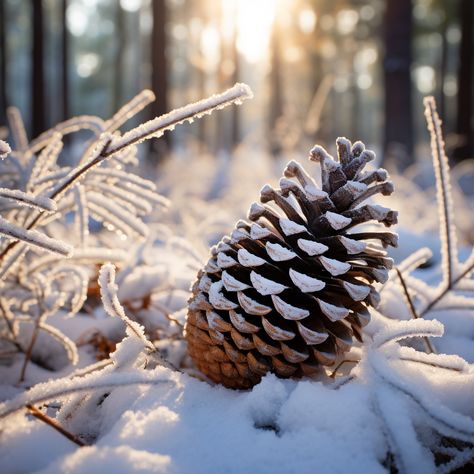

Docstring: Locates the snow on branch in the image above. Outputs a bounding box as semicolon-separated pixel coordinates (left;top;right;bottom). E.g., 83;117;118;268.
7;107;28;153
0;216;72;258
29;115;105;153
372;318;444;348
423;96;458;287
98;263;155;351
105;83;253;156
0;366;175;418
0;188;57;212
0;140;11;159
105;89;155;132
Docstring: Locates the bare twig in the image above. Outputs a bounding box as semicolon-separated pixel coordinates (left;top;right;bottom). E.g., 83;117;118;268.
26;404;86;447
395;267;436;354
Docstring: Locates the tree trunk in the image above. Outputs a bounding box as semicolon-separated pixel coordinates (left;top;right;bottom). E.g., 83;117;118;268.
114;3;125;113
268;22;283;156
31;0;46;138
61;0;69;121
383;0;413;169
0;1;7;127
454;0;473;161
150;0;169;157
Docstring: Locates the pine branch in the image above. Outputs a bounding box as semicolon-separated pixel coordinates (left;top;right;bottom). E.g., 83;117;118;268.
0;367;174;418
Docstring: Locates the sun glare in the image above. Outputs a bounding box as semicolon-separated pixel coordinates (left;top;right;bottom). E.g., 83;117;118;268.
222;0;278;63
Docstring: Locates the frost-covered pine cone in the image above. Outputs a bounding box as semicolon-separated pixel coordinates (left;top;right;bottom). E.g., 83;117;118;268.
186;138;398;389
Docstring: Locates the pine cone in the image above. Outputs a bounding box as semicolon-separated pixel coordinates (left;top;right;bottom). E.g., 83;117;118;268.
186;138;398;389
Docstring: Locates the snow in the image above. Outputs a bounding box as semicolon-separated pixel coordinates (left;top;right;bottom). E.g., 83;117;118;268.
1;92;474;474
319;256;351;276
237;248;267;267
250;270;287;295
297;238;328;256
325;211;352;230
271;294;309;320
279;217;307;236
289;268;325;293
0;139;11;159
265;242;297;261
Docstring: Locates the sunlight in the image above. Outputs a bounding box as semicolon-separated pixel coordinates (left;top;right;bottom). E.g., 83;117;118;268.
222;0;278;63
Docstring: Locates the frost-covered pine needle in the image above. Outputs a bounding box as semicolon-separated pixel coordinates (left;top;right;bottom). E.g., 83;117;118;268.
105;89;155;132
98;263;155;351
106;83;253;155
0;140;11;159
0;366;174;418
7;107;28;152
423;96;458;287
0;188;57;212
0;216;73;256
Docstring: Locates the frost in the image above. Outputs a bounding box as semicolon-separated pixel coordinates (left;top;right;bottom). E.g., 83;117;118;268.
279;218;307;236
221;270;250;291
324;211;352;230
316;299;349;321
0;140;12;159
271;294;309;320
297;238;328;256
319;256;351;276
266;242;297;261
237;248;266;267
250;270;287;295
0;187;57;212
0;216;73;256
289;268;325;292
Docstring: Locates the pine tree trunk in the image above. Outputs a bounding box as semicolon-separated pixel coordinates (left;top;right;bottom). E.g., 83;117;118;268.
454;0;473;161
151;0;169;157
31;0;46;138
383;0;413;168
0;1;7;127
268;23;283;156
61;0;69;121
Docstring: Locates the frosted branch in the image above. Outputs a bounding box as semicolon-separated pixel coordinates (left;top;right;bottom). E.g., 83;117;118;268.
0;216;72;256
7;107;28;152
372;319;443;348
424;96;458;287
0;367;174;418
98;263;155;351
105;83;253;156
0;140;11;159
105;89;155;132
0;188;57;212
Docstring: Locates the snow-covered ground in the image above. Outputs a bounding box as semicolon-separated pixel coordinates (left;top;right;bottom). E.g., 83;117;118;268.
1;95;474;473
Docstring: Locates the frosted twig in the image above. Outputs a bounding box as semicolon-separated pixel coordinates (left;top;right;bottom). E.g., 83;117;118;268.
73;185;89;247
105;89;155;132
370;352;474;443
7;107;28;152
98;263;155;351
39;322;79;365
424;97;458;288
0;367;174;418
0;140;11;159
372;318;443;349
0;216;72;256
90;167;157;190
395;268;436;354
105;83;253;155
0;188;57;212
28;115;105;152
28;132;63;191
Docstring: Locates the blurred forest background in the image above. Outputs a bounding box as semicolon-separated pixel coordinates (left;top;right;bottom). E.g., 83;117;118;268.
0;0;472;167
